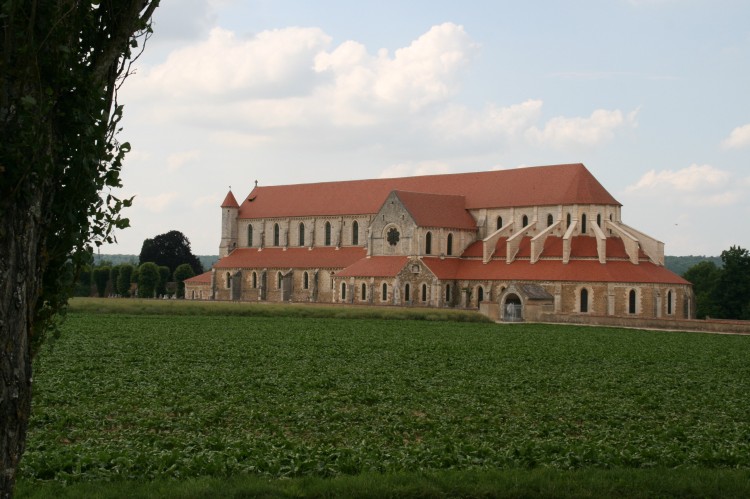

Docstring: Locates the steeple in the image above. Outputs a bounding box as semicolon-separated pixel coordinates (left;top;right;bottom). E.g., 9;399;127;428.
221;189;239;209
219;189;239;257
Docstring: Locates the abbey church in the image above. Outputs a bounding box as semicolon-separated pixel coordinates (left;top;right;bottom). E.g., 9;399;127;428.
184;163;693;322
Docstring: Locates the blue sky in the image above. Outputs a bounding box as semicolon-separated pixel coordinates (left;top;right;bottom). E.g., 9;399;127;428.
106;0;750;257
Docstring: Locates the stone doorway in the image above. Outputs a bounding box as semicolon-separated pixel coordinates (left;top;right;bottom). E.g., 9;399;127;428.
503;294;523;322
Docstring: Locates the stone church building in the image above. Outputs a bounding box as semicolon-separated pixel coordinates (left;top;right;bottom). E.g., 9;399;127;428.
184;163;693;322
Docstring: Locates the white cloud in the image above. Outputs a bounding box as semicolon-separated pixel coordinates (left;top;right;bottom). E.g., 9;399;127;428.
126;22;640;158
130;23;477;130
167;149;201;172
430;99;543;140
627;164;730;193
137;192;179;213
525;108;630;148
624;164;744;208
134;26;332;100
721;124;750;149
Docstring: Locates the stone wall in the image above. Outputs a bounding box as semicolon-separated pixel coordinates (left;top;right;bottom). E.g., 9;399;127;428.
539;313;750;335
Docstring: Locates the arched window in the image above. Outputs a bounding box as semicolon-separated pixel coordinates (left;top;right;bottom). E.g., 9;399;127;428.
298;223;305;246
547;214;553;227
477;286;484;303
404;283;411;302
421;283;427;302
629;289;637;314
597;214;602;227
382;283;388;301
667;290;673;315
445;284;451;303
447;233;453;256
341;282;347;300
496;216;503;230
226;272;231;289
277;272;282;289
361;283;367;300
522;215;529;227
352;221;359;245
252;271;257;288
425;231;432;255
580;288;589;313
303;271;309;290
247;225;253;247
581;214;587;234
325;221;332;246
273;223;280;246
567;213;571;228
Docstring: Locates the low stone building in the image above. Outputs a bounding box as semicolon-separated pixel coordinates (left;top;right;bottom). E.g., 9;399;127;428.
185;163;693;322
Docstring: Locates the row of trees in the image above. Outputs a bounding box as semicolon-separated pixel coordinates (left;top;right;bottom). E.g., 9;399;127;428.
683;245;750;320
73;230;204;298
77;261;196;299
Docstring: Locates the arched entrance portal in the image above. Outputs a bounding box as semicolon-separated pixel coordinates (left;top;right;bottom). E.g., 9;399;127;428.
503;294;523;322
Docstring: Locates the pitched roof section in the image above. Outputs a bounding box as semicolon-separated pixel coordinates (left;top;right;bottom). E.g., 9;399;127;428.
394;191;476;229
238;163;620;219
336;256;410;278
213;247;365;270
422;258;689;285
461;236;647;260
221;190;239;208
184;271;212;284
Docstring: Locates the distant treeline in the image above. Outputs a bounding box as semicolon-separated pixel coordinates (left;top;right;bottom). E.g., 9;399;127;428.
95;254;218;273
664;255;722;276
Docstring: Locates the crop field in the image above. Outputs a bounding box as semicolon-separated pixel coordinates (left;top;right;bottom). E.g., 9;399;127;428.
18;311;750;490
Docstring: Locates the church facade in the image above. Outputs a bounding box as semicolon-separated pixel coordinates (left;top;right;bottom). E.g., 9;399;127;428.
184;163;693;322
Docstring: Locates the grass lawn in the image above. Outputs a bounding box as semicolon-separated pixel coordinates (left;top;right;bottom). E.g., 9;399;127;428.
15;301;750;497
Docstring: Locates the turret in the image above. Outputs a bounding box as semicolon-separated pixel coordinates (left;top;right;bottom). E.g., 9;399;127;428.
219;190;239;257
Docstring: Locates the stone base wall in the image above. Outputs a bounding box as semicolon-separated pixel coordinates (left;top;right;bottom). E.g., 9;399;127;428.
539;313;750;334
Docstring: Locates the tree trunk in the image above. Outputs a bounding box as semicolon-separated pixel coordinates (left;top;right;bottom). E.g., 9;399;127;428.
0;190;43;498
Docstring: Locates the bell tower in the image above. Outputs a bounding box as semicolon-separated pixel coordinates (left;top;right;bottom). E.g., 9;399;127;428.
219;189;239;257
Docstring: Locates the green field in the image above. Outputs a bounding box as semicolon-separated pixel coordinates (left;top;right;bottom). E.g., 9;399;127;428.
16;306;750;497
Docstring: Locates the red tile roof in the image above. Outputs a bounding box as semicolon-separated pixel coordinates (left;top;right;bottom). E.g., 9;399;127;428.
213;247;366;269
461;240;483;258
421;257;689;285
184;271;212;284
394;191;476;229
336;256;410;277
221;190;239;208
238;163;620;219
461;236;647;260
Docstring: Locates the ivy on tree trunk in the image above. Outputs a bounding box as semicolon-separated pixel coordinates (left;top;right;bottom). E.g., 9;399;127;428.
0;2;159;497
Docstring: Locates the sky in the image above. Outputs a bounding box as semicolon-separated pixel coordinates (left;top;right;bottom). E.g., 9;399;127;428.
103;0;750;257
